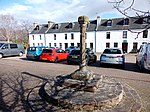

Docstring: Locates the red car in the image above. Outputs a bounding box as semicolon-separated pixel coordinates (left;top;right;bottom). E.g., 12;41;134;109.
40;48;69;62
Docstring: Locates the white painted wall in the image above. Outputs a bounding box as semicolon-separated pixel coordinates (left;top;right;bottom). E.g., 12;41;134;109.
29;34;46;46
29;29;150;53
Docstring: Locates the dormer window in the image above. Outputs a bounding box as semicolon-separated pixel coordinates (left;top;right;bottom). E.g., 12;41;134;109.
55;24;59;29
107;20;112;27
143;16;150;24
86;22;90;29
36;25;40;30
123;18;129;25
68;23;73;29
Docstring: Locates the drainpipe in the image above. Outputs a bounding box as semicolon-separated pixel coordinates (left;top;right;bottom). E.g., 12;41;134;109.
95;29;97;53
44;33;46;46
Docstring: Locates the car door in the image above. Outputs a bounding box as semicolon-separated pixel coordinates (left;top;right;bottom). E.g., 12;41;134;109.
146;44;150;64
137;45;144;63
10;44;19;55
1;44;10;56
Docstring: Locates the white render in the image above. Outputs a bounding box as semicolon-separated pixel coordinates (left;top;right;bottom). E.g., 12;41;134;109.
29;29;150;53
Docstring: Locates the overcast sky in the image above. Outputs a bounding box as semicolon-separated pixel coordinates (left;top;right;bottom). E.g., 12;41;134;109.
0;0;149;23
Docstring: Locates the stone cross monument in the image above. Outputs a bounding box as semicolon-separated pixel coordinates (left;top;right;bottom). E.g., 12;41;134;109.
78;16;89;71
71;16;94;81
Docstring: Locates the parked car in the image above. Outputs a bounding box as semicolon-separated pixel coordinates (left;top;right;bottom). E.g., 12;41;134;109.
67;48;97;65
40;48;69;62
100;48;125;68
65;46;78;54
26;46;48;60
0;42;25;58
136;43;150;72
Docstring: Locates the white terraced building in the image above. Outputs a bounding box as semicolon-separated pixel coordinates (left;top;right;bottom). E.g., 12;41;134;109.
29;16;150;53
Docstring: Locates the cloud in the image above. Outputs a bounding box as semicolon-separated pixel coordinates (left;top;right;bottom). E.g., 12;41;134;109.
0;3;30;15
0;0;149;23
25;0;48;4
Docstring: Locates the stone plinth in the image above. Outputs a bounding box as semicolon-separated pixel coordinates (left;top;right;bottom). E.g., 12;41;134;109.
71;69;95;81
40;74;125;111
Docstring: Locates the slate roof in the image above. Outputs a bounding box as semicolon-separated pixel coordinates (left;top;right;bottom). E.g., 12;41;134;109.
30;17;150;34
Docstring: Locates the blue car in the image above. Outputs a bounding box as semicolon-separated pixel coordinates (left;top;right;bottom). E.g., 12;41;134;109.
26;46;48;60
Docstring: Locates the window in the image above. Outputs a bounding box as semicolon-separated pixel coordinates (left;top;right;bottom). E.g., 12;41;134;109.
41;43;43;46
40;35;42;40
71;33;74;39
54;43;57;47
2;44;8;49
90;43;93;49
123;18;129;25
133;42;138;50
107;20;112;26
106;43;110;48
65;34;67;40
49;43;51;47
71;43;74;46
68;23;73;28
59;43;62;48
38;43;40;46
143;30;148;38
77;43;80;48
123;31;127;38
114;43;118;47
106;32;110;39
55;24;59;29
85;33;87;39
65;43;68;49
32;35;34;40
33;43;35;46
10;44;18;49
54;34;56;40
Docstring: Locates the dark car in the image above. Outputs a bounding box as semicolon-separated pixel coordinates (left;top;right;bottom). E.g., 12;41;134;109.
65;46;78;54
67;48;97;65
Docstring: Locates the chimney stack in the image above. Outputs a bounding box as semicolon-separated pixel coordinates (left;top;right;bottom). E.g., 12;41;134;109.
33;22;38;28
96;16;101;29
48;21;54;28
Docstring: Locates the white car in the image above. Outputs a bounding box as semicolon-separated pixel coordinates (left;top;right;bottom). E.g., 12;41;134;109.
100;48;125;68
136;43;150;72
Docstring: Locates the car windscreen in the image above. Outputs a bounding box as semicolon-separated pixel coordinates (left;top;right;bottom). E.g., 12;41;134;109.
0;43;4;48
42;49;53;53
70;50;80;55
103;49;121;54
28;47;36;51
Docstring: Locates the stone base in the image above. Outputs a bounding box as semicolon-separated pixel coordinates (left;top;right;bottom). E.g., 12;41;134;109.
71;69;95;81
27;74;142;112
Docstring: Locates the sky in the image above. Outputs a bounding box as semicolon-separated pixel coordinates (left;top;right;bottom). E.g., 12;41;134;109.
0;0;149;24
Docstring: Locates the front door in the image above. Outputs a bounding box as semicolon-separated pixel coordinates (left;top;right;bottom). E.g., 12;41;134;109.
122;43;128;53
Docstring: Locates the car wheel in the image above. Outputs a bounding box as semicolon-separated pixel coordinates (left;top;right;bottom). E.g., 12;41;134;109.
0;53;3;59
121;63;125;69
139;62;144;72
19;52;23;56
67;60;71;65
54;57;58;63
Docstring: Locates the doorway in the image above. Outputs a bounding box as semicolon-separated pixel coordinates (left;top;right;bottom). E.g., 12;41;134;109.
122;43;128;53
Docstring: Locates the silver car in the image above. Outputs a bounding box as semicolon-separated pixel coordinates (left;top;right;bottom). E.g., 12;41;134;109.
100;48;125;68
136;43;150;72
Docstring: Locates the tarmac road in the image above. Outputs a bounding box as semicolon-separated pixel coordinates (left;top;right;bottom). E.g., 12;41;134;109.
0;54;150;111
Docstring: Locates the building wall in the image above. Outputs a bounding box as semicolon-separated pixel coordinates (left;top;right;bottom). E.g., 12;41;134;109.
29;29;150;53
29;34;45;46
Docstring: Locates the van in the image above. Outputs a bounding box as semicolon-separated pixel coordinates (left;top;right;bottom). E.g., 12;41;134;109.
0;42;25;58
26;46;48;60
136;43;150;71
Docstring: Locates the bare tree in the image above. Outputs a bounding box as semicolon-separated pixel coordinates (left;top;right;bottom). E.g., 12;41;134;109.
0;14;18;42
108;0;150;38
20;20;33;49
